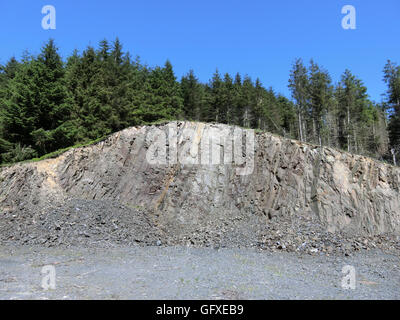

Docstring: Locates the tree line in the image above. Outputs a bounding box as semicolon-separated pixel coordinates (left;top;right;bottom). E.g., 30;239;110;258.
0;39;399;165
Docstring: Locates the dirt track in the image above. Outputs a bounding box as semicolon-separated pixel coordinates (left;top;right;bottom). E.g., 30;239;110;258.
0;245;399;300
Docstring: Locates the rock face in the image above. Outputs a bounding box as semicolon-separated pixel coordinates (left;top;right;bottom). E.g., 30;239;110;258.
1;121;399;250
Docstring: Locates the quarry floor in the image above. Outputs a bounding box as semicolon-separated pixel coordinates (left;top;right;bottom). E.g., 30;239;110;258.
0;245;399;300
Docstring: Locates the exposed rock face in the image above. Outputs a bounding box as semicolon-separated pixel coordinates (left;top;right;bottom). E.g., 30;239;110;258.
1;122;399;250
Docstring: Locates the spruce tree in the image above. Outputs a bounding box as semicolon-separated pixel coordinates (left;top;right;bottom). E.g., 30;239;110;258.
232;73;243;126
131;60;183;123
288;58;309;142
1;39;73;156
241;76;255;128
181;70;205;121
307;60;332;146
383;60;400;161
336;69;369;153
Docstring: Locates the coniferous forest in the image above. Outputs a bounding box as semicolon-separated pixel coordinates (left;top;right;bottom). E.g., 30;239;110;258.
0;38;399;165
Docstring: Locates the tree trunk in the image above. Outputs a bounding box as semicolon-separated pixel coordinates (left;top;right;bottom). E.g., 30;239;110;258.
392;148;397;166
354;126;358;154
313;118;317;144
298;111;303;142
303;121;307;143
347;105;351;152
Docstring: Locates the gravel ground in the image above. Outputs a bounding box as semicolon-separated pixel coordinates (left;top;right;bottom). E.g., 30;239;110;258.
0;245;399;300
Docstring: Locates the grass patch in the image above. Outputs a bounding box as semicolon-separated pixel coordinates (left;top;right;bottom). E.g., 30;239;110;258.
0;135;108;168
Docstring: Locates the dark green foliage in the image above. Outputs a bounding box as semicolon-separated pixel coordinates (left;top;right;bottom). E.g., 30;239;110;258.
180;70;206;121
1;143;37;163
0;39;396;165
287;59;388;160
383;61;400;158
288;58;309;142
0;40;72;156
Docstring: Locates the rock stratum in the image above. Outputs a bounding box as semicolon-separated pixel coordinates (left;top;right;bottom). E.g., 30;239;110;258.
1;122;399;254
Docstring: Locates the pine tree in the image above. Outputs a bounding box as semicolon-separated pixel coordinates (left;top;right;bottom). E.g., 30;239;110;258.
107;38;132;130
263;87;286;135
203;69;223;123
276;94;297;138
232;73;243;126
130;60;183;123
383;60;400;162
252;78;265;129
336;69;369;153
288;58;309;142
0;57;20;159
241;76;255;128
65;45;109;140
221;73;234;124
1;39;73;156
307;60;332;146
180;70;205;121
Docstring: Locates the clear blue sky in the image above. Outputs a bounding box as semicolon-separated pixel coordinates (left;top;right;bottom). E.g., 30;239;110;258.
1;0;399;102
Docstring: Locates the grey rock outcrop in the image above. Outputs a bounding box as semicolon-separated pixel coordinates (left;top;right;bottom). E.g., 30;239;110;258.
1;121;399;250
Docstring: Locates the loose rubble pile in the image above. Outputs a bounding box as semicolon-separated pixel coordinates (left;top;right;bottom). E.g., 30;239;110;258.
256;212;400;256
0;199;159;248
1;198;398;256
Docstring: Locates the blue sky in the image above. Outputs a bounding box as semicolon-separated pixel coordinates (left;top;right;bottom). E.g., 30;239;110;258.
1;0;399;102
